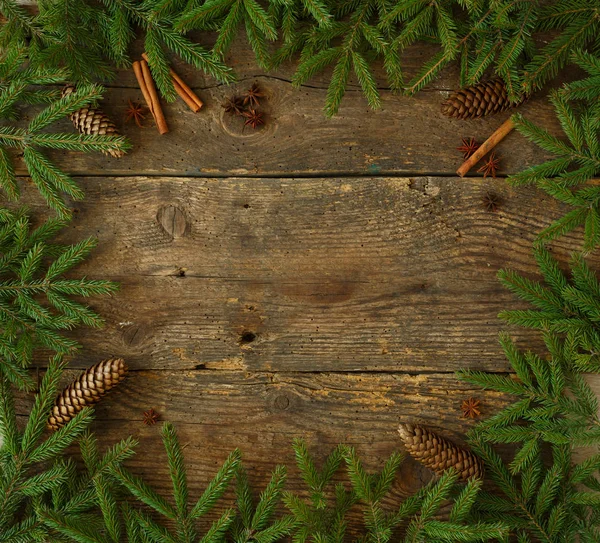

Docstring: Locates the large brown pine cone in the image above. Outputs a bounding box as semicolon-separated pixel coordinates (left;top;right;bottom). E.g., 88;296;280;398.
398;423;483;482
48;358;127;431
441;78;525;120
62;84;125;158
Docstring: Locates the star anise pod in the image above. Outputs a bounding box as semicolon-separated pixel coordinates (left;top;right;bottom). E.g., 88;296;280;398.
222;96;245;116
124;100;148;128
477;152;500;178
243;109;264;129
243;83;265;107
457;137;480;159
482;192;502;212
142;408;160;426
462;397;481;419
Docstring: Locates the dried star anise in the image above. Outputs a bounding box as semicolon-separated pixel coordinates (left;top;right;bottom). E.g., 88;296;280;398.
125;100;148;128
477;151;500;178
457;137;480;159
243;83;265;107
243;109;265;129
482;192;502;212
222;95;246;116
462;397;481;419
142;408;160;426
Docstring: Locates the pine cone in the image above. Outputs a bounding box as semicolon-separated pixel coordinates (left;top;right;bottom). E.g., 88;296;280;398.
441;78;525;120
62;85;125;158
48;358;127;431
398;423;483;482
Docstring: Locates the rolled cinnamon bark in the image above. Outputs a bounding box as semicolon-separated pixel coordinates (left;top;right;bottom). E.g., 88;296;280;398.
140;60;169;135
142;52;203;112
457;118;515;177
170;71;203;111
173;79;202;112
132;61;154;116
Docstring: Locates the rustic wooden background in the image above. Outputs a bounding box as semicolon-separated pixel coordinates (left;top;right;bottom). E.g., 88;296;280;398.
14;36;600;530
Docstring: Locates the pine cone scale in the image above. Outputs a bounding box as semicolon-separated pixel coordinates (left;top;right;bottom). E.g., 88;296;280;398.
398;423;483;482
48;358;127;431
62;85;125;158
441;78;526;120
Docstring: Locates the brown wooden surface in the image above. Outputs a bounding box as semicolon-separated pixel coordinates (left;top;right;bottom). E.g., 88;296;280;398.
12;37;595;523
16;175;595;373
18;82;560;178
13;39;570;178
18;370;506;488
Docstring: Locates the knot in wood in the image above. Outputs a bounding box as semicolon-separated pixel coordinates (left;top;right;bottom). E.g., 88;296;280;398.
157;205;188;238
274;394;290;410
122;324;146;347
240;331;257;344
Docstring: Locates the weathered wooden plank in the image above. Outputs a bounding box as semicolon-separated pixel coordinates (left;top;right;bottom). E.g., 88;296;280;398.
117;38;468;89
15;370;599;522
18;175;594;373
14;69;563;177
16;370;508;504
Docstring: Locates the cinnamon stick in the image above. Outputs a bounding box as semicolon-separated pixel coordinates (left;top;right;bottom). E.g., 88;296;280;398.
457;117;515;177
132;61;154;116
140;60;169;135
172;79;202;112
142;52;203;112
171;74;203;111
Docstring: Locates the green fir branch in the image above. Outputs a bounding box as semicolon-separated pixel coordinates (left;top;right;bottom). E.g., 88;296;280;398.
0;208;117;389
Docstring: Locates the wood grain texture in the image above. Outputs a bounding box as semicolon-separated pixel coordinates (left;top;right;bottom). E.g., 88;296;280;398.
17;370;508;502
17;83;558;177
115;38;488;89
15;369;598;527
13;41;568;178
9;31;595;524
15;175;595;373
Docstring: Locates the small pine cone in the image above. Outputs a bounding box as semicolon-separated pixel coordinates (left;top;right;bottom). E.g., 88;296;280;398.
48;358;127;431
398;423;483;482
441;78;525;120
62;85;125;158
